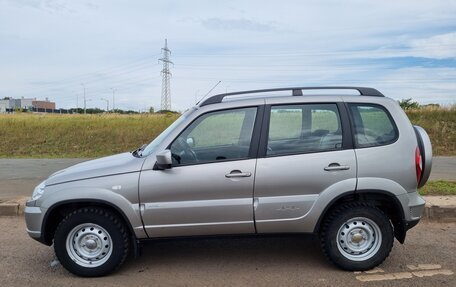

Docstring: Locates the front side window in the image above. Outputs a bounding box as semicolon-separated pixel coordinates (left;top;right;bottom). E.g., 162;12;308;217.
141;108;197;157
170;107;257;165
348;104;398;148
267;104;342;156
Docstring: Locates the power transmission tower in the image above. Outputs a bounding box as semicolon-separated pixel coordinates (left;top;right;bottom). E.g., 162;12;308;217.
159;39;173;111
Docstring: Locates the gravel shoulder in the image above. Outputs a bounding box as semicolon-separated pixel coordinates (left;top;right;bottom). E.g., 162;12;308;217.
0;217;454;286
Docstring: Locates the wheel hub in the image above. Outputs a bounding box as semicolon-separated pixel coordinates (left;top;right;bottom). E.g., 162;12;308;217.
84;238;97;250
351;232;364;244
336;217;382;261
66;223;113;268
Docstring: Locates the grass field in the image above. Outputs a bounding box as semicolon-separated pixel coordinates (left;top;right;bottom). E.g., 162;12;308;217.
0;106;454;158
419;180;456;196
406;107;456;156
0;113;179;158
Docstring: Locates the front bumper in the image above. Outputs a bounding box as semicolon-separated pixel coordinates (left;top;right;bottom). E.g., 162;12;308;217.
24;201;47;244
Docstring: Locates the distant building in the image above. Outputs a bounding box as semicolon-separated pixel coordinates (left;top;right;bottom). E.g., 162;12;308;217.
0;101;7;113
0;98;16;113
0;97;56;113
33;99;55;110
16;97;35;110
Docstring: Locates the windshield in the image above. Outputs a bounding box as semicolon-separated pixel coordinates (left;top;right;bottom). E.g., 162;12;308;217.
141;107;197;157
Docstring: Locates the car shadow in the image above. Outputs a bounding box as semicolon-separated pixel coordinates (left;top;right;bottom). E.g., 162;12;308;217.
121;233;332;272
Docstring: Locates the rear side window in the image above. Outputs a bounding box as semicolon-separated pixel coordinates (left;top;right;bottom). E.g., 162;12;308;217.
348;104;398;148
267;104;342;156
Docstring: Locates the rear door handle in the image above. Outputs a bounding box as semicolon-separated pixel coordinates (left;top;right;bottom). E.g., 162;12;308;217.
324;163;350;171
225;170;252;178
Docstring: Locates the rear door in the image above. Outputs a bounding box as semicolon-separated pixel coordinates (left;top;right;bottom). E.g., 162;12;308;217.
254;102;357;233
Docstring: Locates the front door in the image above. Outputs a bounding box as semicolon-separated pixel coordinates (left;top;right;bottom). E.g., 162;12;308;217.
139;107;260;237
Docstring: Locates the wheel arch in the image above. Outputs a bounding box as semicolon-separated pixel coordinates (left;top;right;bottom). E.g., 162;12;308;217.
314;189;407;243
41;199;137;246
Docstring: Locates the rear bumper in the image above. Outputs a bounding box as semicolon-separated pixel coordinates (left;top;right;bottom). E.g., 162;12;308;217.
405;218;420;231
397;191;426;222
394;191;425;243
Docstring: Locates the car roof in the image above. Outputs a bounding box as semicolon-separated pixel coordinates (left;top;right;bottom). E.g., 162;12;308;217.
198;86;385;107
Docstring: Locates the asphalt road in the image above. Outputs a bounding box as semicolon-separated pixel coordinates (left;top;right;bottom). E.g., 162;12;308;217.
0;158;86;199
431;156;456;181
0;217;453;286
0;157;454;200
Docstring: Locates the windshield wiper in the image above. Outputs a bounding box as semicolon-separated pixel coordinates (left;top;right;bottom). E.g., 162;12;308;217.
131;144;147;158
131;149;140;158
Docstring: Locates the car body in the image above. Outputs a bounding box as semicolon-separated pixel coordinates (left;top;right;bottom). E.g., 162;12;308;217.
25;87;432;277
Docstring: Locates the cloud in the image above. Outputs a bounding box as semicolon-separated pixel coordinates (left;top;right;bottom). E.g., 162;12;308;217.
7;0;41;9
201;18;276;32
7;0;74;13
408;32;456;59
377;67;456;104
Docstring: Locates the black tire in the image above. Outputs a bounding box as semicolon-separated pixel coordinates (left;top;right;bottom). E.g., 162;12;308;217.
54;207;130;277
320;202;394;271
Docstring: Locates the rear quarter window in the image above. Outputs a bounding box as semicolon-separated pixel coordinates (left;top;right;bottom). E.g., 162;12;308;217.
348;104;398;148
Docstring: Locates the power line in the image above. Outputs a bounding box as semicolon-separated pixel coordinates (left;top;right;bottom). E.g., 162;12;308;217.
173;44;456;58
37;55;162;86
34;74;162;101
30;61;161;95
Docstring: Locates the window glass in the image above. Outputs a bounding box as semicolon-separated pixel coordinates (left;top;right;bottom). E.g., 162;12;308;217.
349;104;397;147
267;104;342;156
170;107;257;165
269;108;302;140
311;109;339;132
141;107;196;157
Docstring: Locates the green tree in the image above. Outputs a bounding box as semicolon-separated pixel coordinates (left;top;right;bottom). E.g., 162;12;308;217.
399;98;420;110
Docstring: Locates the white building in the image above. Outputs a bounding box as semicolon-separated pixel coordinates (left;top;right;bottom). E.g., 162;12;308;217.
16;97;35;109
0;97;36;113
0;98;16;113
0;101;7;113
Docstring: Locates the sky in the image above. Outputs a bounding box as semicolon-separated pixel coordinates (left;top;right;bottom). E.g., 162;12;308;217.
0;0;455;112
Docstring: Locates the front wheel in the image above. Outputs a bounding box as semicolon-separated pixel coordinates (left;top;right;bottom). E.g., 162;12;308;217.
320;203;393;271
54;207;130;277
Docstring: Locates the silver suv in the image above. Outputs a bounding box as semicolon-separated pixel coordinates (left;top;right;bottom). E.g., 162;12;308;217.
25;87;432;277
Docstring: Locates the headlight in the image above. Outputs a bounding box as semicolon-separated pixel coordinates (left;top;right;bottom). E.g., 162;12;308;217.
31;181;46;201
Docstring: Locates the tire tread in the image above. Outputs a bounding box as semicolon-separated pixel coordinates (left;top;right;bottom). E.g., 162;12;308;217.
320;202;393;271
54;207;130;277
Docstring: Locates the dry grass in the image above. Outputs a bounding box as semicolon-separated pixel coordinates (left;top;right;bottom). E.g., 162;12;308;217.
405;106;456;156
0;113;179;158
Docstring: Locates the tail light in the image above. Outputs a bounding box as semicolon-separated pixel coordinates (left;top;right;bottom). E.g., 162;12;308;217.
415;147;423;184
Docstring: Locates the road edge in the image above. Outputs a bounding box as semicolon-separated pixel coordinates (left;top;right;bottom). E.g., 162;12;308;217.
0;197;27;217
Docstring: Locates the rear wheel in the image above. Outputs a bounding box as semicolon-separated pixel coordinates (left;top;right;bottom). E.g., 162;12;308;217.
320;203;393;271
54;207;130;277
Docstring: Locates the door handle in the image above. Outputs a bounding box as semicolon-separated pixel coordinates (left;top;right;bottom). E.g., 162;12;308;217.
324;163;350;171
225;170;252;178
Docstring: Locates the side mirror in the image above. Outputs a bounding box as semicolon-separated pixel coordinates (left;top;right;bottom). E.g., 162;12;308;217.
186;137;195;147
155;150;172;170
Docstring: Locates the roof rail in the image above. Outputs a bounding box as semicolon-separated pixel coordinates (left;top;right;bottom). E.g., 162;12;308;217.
199;86;384;106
